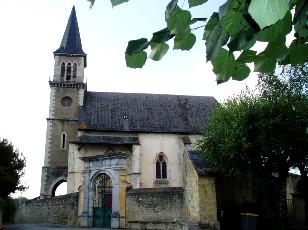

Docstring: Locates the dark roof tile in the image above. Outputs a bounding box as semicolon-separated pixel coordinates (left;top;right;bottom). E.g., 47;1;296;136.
187;150;212;175
79;91;217;133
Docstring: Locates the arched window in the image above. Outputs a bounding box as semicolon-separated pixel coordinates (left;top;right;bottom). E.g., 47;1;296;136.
61;132;67;149
66;63;71;81
73;63;77;79
60;62;65;82
156;153;167;179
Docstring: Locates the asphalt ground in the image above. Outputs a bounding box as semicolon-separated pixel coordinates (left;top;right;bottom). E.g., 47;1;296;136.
2;223;118;230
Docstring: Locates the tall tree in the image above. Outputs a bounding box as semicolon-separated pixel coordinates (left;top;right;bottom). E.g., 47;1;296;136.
0;139;26;199
198;64;308;177
197;64;308;228
88;0;307;83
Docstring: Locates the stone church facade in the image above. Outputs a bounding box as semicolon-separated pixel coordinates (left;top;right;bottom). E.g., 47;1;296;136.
39;6;219;230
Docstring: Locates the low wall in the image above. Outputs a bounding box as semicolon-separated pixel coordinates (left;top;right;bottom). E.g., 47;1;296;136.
126;187;184;229
15;193;78;225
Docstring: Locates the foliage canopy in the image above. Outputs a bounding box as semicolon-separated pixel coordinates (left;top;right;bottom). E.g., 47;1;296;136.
88;0;308;83
0;139;26;198
197;64;308;177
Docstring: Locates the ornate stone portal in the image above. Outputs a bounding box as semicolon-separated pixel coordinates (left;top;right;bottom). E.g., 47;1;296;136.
79;154;127;228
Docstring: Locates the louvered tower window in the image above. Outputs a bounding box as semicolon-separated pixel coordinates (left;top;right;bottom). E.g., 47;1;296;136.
73;63;77;79
66;63;71;81
60;62;65;82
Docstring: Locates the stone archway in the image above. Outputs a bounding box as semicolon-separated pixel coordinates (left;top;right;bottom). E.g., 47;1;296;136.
49;176;67;197
79;154;127;228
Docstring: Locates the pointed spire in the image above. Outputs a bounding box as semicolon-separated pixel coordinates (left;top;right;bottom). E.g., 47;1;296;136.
54;6;86;59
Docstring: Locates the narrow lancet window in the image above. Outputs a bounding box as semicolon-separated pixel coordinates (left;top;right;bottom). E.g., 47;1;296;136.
61;132;67;149
156;153;167;179
60;62;65;82
66;63;71;81
73;63;77;79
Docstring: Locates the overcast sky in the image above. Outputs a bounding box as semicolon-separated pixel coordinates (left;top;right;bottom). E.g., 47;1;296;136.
0;0;258;199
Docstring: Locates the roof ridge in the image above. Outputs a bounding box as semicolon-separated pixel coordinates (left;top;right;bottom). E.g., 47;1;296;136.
86;90;216;99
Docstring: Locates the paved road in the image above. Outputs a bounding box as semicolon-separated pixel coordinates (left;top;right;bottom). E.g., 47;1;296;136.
3;223;116;230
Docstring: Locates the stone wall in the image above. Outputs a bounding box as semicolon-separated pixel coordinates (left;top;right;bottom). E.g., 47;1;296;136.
182;151;200;221
15;193;78;226
198;176;218;223
126;187;184;229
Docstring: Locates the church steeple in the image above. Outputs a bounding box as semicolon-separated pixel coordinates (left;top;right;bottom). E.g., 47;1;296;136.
52;6;87;83
41;6;87;199
54;6;87;67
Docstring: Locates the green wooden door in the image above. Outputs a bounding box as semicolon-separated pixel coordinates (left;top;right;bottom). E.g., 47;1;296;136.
93;207;111;227
93;174;112;228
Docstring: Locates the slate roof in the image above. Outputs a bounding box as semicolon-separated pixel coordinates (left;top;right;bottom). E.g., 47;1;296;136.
54;6;87;65
187;150;212;176
74;135;140;145
79;91;217;133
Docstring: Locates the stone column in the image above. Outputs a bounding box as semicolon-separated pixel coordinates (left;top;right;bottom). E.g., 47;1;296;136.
111;170;120;229
80;165;91;227
131;145;141;188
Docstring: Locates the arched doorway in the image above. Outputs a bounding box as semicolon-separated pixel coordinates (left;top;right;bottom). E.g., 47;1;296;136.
54;181;68;196
93;173;112;228
50;177;67;197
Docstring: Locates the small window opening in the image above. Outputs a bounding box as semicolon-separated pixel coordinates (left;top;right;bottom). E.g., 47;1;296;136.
60;62;65;82
156;153;167;179
61;132;67;149
66;63;71;81
73;63;77;79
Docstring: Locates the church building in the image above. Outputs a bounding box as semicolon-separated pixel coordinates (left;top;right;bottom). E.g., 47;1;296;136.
39;6;219;230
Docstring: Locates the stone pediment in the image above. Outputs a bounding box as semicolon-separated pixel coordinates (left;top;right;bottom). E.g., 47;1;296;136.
80;153;127;171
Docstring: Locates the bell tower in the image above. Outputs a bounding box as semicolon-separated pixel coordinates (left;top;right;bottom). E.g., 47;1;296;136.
40;6;87;198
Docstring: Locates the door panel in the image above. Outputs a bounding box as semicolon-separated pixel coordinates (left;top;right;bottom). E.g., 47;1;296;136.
93;173;112;228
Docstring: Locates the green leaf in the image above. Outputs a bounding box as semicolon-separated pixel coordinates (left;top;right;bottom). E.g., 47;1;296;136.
248;0;290;29
254;54;276;73
212;48;236;82
255;12;292;42
188;0;208;8
294;21;308;38
232;62;251;81
218;0;246;19
110;0;129;7
206;25;229;61
125;51;147;68
125;38;149;55
166;6;192;34
203;13;219;40
289;40;308;65
149;43;169;61
165;0;179;20
174;31;196;50
263;38;288;61
219;12;249;36
190;18;207;25
237;50;257;63
218;1;228;19
227;28;256;51
151;28;174;43
294;0;308;25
